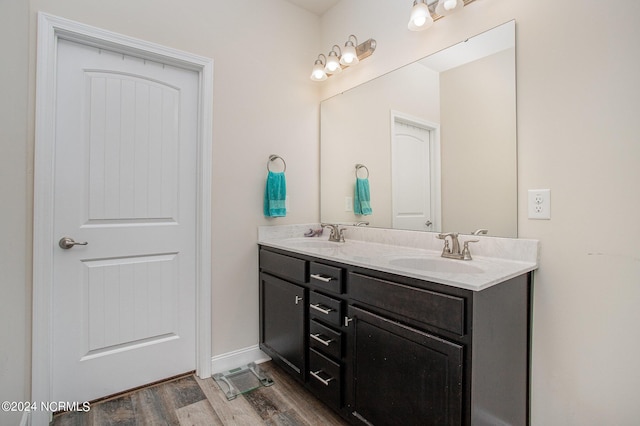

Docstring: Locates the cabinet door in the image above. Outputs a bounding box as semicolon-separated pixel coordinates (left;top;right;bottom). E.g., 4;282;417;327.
348;306;463;426
260;273;306;380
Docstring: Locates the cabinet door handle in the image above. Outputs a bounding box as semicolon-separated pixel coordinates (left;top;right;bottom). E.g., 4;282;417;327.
295;295;303;305
310;273;334;283
310;303;334;315
344;316;353;327
310;370;334;386
310;333;333;346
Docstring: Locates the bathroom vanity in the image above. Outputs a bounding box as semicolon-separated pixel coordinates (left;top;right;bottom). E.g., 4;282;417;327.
258;225;538;426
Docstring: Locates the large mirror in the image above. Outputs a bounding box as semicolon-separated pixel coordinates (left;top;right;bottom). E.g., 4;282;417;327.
320;21;517;237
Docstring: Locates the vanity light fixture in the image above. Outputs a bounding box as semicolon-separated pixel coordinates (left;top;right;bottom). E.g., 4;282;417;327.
310;34;376;82
340;35;360;66
408;0;476;31
435;0;465;15
325;45;342;74
310;54;328;81
408;0;434;31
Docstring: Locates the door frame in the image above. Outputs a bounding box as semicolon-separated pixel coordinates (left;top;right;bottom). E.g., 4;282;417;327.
390;110;441;231
32;12;213;423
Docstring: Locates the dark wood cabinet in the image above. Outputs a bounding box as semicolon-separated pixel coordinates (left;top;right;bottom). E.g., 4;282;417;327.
347;305;463;426
259;272;307;380
259;246;531;425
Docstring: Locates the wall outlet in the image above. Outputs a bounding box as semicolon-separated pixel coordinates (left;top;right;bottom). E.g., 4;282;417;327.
345;196;353;212
528;189;550;219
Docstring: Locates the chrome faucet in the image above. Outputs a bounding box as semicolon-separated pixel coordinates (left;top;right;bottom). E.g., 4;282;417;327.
437;232;479;260
472;228;488;235
355;221;369;226
320;223;346;243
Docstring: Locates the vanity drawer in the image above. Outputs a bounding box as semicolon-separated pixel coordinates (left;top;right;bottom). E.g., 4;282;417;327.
348;272;466;336
309;291;342;327
309;348;341;411
310;319;342;360
310;262;343;294
260;249;308;283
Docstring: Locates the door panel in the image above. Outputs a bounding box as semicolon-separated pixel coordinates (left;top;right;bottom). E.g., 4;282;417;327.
260;273;306;379
52;39;198;402
349;306;463;426
392;119;435;231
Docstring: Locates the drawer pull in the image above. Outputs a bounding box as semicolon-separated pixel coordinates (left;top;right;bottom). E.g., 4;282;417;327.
310;333;334;346
310;370;334;386
310;303;334;315
311;273;334;283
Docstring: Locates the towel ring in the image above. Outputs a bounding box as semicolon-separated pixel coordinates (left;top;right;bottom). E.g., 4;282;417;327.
355;164;369;179
267;155;286;172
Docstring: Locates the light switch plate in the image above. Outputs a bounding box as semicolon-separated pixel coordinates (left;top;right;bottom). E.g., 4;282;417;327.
528;189;550;219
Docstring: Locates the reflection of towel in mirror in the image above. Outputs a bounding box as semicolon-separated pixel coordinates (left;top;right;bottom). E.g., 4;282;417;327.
354;177;372;215
264;171;287;217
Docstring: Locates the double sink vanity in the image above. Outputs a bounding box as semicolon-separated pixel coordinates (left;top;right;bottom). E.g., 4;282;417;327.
258;224;538;425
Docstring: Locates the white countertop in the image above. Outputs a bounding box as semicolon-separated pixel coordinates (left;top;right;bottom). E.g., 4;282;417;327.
258;224;539;291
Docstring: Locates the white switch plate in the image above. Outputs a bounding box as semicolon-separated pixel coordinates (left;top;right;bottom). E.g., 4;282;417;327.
345;196;353;212
528;189;551;219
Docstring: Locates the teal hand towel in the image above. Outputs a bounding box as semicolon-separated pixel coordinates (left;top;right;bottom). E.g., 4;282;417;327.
264;171;287;217
354;177;372;215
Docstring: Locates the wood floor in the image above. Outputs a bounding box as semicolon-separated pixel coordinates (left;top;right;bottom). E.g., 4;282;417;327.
51;361;349;425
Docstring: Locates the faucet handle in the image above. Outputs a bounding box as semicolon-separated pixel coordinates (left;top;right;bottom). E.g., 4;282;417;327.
461;239;479;260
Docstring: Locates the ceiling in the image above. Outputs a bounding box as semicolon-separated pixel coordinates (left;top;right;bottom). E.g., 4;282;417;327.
283;0;339;15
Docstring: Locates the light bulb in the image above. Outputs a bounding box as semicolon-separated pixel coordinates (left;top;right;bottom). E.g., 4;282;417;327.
436;0;464;15
325;51;342;74
413;16;427;27
310;61;327;81
408;2;433;31
340;42;359;66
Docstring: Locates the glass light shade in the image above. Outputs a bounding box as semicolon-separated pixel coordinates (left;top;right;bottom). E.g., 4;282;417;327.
340;42;359;66
408;2;433;31
435;0;464;15
310;61;327;81
325;52;342;74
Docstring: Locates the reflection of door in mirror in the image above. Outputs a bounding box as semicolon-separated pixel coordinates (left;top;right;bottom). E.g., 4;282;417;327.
391;112;441;232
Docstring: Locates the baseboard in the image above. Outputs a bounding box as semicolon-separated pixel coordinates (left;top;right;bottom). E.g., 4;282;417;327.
210;344;271;374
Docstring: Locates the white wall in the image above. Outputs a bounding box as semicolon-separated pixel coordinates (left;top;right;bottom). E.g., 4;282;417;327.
0;1;320;423
0;1;31;425
320;0;640;424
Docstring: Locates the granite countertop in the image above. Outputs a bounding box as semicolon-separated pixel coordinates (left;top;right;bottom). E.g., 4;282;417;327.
258;224;539;292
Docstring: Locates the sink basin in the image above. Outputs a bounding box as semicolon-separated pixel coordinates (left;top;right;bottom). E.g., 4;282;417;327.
389;257;484;274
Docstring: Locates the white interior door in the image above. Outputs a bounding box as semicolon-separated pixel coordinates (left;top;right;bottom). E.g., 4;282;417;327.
51;38;199;402
391;113;441;232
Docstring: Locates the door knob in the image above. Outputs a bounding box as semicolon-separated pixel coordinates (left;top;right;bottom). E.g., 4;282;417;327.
58;237;88;249
425;221;433;227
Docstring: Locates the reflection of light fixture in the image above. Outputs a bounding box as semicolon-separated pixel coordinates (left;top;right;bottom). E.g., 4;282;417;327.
310;35;376;82
409;0;475;32
310;54;327;81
